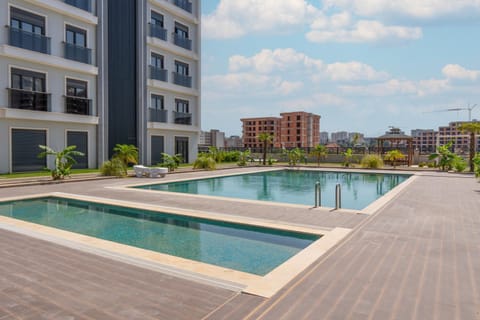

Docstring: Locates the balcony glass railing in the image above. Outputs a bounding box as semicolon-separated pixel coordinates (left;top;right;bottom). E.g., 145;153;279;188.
64;0;92;12
65;96;91;115
174;0;192;13
149;109;168;123
173;111;192;125
150;66;168;82
64;43;92;64
173;72;192;88
8;88;50;112
9;27;51;54
173;33;192;50
150;24;167;41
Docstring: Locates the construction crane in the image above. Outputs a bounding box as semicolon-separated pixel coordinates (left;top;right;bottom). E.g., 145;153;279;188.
426;104;477;121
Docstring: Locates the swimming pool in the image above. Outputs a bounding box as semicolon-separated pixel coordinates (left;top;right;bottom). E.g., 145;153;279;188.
134;169;410;210
0;196;319;276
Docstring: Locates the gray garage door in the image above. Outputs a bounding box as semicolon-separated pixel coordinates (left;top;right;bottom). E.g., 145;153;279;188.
11;129;46;172
151;136;164;165
67;131;88;169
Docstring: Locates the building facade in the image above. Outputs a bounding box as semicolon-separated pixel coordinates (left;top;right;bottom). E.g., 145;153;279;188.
320;131;329;145
199;129;225;148
411;129;437;153
225;135;242;148
241;111;320;149
0;0;200;173
331;131;348;145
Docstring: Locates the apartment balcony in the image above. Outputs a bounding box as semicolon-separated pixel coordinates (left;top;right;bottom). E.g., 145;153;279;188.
172;72;192;88
9;27;51;55
64;42;92;64
8;88;51;112
174;0;192;13
65;96;91;115
64;0;91;12
173;33;192;50
173;111;192;125
149;23;167;41
149;108;168;123
150;66;168;82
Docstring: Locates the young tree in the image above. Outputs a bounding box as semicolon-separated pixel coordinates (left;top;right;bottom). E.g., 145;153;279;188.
284;148;305;167
38;145;85;180
458;122;480;172
384;150;405;168
429;142;456;171
113;144;139;175
257;133;273;165
310;144;328;167
343;148;353;167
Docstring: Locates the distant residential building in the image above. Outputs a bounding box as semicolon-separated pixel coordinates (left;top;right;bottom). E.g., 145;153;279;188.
199;129;225;148
411;129;437;153
241;111;321;149
331;131;349;145
438;121;480;154
225;135;243;148
320;132;329;145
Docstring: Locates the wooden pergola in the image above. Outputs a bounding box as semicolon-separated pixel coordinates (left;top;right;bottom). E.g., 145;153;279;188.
377;129;414;166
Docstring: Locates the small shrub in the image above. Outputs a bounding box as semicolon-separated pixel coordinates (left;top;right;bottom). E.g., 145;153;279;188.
360;155;384;169
100;158;126;177
193;154;216;170
237;150;251;166
160;153;183;172
453;157;467;172
418;162;426;168
427;162;437;168
473;153;480;177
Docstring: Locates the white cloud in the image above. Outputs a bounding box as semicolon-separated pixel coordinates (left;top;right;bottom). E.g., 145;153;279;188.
442;64;480;81
322;0;480;20
307;18;422;43
340;78;450;96
325;62;389;81
202;0;319;39
281;93;350;109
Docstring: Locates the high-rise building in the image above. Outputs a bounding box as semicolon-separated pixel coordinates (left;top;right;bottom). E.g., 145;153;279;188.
331;131;349;145
411;129;437;153
320;132;329;145
437;121;480;154
0;0;200;173
241;111;320;149
199;129;225;148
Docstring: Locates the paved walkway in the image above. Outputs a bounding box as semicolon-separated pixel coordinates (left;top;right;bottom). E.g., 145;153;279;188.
0;169;479;319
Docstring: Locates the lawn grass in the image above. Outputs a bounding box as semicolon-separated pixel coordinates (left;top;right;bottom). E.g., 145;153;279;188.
0;168;100;179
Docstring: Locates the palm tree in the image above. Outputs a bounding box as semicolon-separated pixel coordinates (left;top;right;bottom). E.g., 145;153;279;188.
384;149;405;169
310;144;327;167
38;145;85;180
458;122;480;172
257;133;273;165
113;144;139;175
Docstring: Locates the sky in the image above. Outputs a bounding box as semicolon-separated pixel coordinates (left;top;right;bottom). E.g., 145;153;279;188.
200;0;480;137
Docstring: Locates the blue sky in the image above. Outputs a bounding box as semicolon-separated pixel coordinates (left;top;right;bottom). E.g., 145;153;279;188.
200;0;480;137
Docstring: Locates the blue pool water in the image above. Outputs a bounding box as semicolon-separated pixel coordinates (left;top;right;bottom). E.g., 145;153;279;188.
135;170;410;210
0;197;319;275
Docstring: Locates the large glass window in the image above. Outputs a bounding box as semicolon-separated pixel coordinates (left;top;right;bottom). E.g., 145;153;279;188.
66;25;86;47
11;68;45;92
175;99;189;113
10;8;45;34
67;79;87;98
151;11;164;28
175;61;189;76
174;22;189;39
151;53;164;69
151;94;164;110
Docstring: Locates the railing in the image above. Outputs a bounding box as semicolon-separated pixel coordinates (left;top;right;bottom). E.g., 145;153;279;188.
64;42;92;64
64;0;91;12
149;108;168;123
172;72;192;88
150;66;168;82
65;96;91;115
173;111;192;125
174;0;192;13
9;27;51;54
149;23;167;41
8;88;50;112
173;33;192;50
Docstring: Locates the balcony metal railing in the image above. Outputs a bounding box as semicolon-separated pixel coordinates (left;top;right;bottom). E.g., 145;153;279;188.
149;108;168;123
174;0;192;13
64;0;92;12
64;42;92;64
8;88;51;112
9;27;51;54
150;66;168;82
149;23;167;41
172;72;192;88
173;33;192;50
173;111;192;125
65;96;91;115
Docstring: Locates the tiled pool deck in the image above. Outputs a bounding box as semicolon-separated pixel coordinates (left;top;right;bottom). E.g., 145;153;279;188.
0;168;479;319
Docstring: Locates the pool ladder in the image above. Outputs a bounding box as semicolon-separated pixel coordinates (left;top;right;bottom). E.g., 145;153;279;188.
314;182;341;210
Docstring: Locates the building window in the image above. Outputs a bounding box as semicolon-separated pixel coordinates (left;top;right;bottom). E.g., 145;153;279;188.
150;53;167;81
151;94;164;110
173;61;191;87
174;22;189;39
151;11;164;28
149;94;167;123
64;25;91;64
11;129;47;172
150;10;167;41
175;99;189;113
173;22;192;50
65;78;90;115
66;25;86;47
175;60;189;76
151;53;164;69
9;68;49;111
10;7;50;54
175;137;189;163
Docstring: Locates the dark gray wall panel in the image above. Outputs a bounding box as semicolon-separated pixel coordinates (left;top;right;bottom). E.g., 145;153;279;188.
11;129;46;172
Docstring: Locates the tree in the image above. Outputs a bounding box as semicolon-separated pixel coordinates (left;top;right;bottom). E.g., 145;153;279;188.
458;122;480;172
343;148;353;167
258;133;274;165
310;144;327;167
284;148;305;167
113;144;138;175
38;145;84;180
384;150;405;168
161;153;183;172
473;153;480;178
429;142;456;171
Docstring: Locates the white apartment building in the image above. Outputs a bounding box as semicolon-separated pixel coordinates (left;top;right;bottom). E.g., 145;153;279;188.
0;0;200;173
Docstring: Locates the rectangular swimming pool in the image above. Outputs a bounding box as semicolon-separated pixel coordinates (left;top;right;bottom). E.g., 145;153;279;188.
134;170;410;210
0;196;320;276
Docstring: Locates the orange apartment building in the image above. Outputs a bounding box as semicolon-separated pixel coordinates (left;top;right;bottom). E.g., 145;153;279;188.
241;111;321;149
